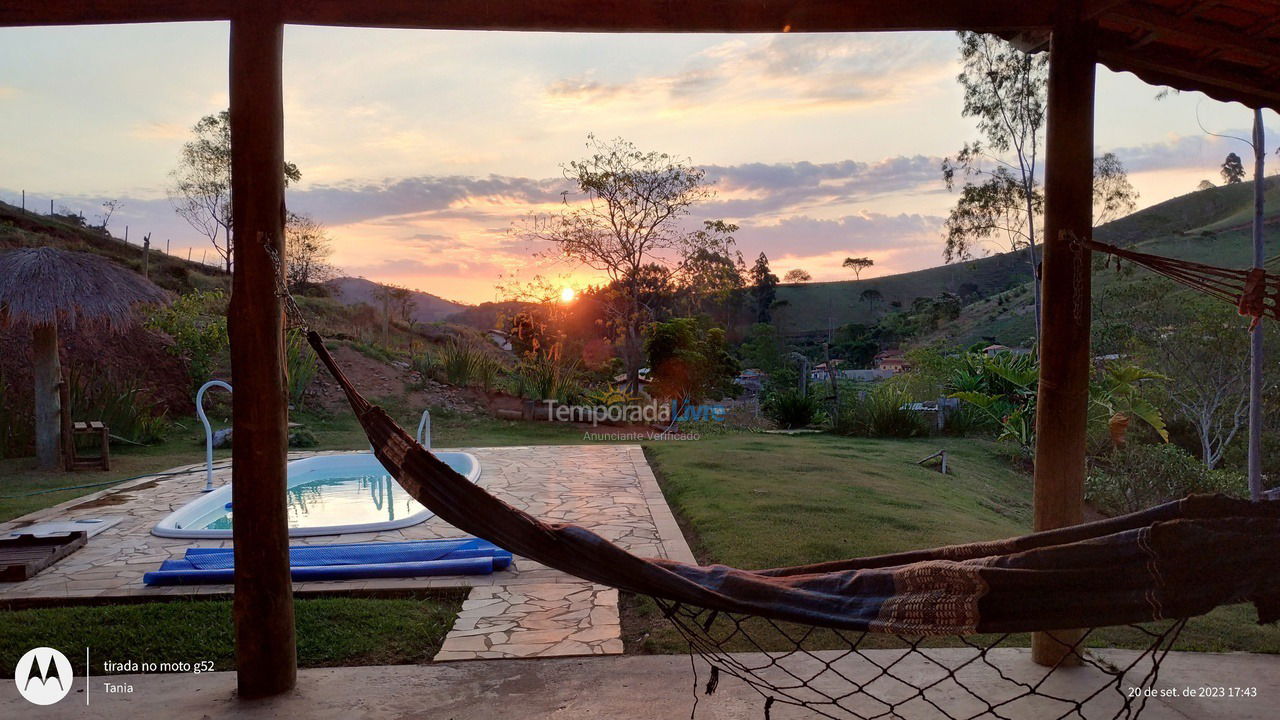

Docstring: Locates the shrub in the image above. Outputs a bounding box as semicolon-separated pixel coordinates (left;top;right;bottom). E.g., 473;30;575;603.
832;385;927;438
413;341;502;390
1086;443;1248;516
145;288;229;389
68;370;171;445
510;355;580;402
285;330;318;408
764;388;818;429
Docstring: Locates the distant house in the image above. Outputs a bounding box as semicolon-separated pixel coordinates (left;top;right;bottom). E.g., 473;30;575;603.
982;344;1032;357
874;350;910;373
734;368;766;395
809;367;895;383
612;368;652;386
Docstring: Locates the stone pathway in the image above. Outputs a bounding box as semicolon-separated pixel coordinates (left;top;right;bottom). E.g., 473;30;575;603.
0;444;696;661
436;584;622;660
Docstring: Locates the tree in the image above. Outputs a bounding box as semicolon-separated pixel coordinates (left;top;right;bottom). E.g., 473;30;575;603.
284;212;336;291
1096;280;1275;469
677;220;745;325
99;200;121;231
748;252;779;324
1197;179;1217;191
942;33;1138;347
842;256;873;280
1093;152;1139;225
373;283;415;345
859;287;883;313
518;135;714;392
645;317;739;404
168;110;301;272
783;269;811;283
1221;152;1246;184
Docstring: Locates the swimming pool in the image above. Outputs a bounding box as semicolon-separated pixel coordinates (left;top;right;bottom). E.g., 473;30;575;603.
152;452;479;538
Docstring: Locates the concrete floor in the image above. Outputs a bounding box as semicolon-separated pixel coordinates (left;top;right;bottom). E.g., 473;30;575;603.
4;650;1275;719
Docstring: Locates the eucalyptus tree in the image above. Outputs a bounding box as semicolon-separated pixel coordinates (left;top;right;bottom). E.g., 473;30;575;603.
169;110;301;272
942;33;1137;346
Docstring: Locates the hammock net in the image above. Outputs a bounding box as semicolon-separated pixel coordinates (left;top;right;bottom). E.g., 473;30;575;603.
269;243;1279;719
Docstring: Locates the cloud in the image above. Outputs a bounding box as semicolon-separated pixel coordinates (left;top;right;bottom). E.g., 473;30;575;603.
287;175;570;227
1;152;952;302
733;212;944;259
702;156;943;218
544;34;955;115
1104;129;1278;174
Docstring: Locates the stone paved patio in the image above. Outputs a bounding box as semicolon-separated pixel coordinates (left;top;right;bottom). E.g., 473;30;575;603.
0;444;694;660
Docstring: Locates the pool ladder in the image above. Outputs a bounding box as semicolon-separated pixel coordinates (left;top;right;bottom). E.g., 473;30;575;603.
202;381;431;490
196;380;232;493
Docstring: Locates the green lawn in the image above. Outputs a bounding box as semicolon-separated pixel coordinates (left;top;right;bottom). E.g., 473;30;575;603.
622;432;1280;655
0;593;464;678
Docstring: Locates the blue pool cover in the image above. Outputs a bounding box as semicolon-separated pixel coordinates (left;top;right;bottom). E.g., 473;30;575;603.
143;538;512;586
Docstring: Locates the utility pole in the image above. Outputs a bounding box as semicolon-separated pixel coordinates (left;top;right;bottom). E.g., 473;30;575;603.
1247;109;1265;501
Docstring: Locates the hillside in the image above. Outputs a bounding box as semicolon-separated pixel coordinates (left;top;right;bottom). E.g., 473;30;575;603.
918;176;1280;347
325;276;467;323
771;176;1280;340
0;200;228;294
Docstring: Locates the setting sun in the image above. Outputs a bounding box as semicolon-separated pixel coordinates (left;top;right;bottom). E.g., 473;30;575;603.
559;286;576;303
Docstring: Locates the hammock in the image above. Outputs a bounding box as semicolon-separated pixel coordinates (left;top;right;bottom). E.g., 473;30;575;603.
266;242;1278;718
302;329;1280;719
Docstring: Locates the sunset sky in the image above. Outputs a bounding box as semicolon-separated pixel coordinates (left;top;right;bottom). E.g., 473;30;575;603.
1;23;1275;304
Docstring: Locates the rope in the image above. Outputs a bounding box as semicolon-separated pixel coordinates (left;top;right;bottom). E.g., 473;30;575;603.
661;597;1187;720
1072;233;1278;328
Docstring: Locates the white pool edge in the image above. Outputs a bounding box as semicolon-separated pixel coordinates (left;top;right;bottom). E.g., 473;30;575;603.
150;451;481;539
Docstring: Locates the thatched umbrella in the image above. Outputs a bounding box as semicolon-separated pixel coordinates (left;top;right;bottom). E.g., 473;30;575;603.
0;247;169;469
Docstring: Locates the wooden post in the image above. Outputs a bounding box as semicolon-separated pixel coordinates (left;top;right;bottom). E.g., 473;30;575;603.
1032;0;1096;667
1247;109;1265;501
59;369;73;471
32;323;62;470
142;233;151;279
227;0;295;699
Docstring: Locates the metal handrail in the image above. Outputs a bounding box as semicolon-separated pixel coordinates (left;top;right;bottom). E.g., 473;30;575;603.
196;380;232;492
416;409;431;449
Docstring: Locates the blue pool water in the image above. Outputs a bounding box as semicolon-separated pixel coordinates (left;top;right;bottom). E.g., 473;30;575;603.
152;452;480;538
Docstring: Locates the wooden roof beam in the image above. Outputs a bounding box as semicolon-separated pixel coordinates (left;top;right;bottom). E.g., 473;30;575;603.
1099;44;1280;108
0;1;232;27
1111;4;1280;65
2;0;1057;32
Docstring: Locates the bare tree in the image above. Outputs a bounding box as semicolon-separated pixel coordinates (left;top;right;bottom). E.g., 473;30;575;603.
99;200;122;231
783;269;811;283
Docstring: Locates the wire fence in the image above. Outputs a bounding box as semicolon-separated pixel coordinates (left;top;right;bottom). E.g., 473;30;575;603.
3;189;225;272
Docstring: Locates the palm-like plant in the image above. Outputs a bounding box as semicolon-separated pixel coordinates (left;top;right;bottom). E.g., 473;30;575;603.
1090;362;1169;446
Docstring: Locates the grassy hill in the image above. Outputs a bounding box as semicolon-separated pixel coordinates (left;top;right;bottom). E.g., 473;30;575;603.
326;276;466;323
919;177;1280;347
769;176;1280;342
0;200;229;294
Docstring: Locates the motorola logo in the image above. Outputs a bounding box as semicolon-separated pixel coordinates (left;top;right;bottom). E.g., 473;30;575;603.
14;647;73;705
